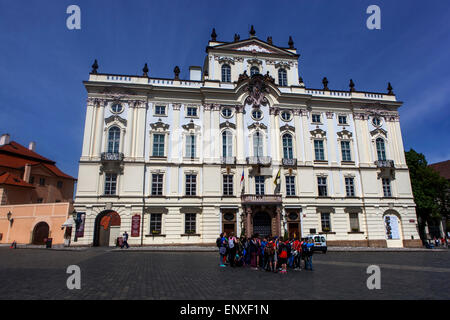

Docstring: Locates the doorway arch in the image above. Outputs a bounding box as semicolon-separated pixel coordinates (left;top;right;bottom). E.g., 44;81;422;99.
383;210;403;248
253;212;271;238
93;211;121;247
32;222;49;245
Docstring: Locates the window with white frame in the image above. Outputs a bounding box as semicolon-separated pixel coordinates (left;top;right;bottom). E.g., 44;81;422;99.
104;173;117;195
185;174;197;196
382;178;392;197
282;134;294;159
222;130;233;157
338;115;348;125
341;141;352;161
286;176;296;196
185;213;196;234
376;138;386;161
345;177;355;197
255;176;265;195
253;131;264;157
278;68;287;86
318;177;328;196
223;175;233;196
155;105;166;116
186;134;196;158
150;214;162;234
186;106;198;117
151;174;163;196
152;134;165;157
312;114;321;123
321;213;331;232
221;64;231;82
314;140;325;161
107;126;121;153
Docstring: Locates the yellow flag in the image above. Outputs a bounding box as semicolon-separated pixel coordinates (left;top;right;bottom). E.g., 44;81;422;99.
273;168;281;185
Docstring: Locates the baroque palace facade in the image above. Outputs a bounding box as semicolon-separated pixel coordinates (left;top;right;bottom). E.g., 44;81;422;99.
73;27;421;248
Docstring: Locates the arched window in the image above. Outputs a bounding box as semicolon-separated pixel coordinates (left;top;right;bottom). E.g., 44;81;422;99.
250;66;260;76
278;69;287;86
222;130;233;157
376;138;386;161
253;131;263;157
282;134;293;159
221;64;231;82
108;126;120;153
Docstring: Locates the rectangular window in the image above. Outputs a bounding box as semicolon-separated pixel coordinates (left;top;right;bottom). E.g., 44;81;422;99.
345;177;355;197
318;177;328;197
150;214;162;234
341;141;352;161
39;178;45;186
185;213;196;234
186;135;196;158
37;198;43;203
151;174;163;196
104;173;117;195
187;107;198;117
223;175;233;196
338;115;348;125
57;181;63;189
321;213;331;232
185;174;197;196
314;140;325;161
349;213;360;232
152;134;165;157
155;105;166;116
382;178;392;197
312;114;321;123
255;176;265;195
286;176;296;196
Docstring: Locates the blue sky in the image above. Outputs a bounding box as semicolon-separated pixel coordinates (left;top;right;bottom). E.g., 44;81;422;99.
0;0;449;178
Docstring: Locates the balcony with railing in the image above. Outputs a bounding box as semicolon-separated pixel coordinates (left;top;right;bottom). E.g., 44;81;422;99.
241;194;282;205
101;152;124;162
246;156;272;166
375;160;394;168
221;157;236;165
282;158;297;167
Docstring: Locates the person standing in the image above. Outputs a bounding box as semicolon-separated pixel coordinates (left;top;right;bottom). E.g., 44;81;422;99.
304;238;314;270
228;233;237;267
121;231;129;249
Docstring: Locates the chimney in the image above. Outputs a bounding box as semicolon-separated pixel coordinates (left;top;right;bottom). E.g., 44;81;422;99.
0;134;10;146
28;141;36;152
189;66;202;81
23;164;31;183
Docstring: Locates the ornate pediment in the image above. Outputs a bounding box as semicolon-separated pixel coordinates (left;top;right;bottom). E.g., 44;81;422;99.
280;124;295;132
210;39;299;57
105;115;127;127
370;128;387;137
248;122;267;130
310;128;327;138
337;129;353;139
182;120;201;132
150;120;169;131
234;44;275;54
243;74;271;108
220;121;236;130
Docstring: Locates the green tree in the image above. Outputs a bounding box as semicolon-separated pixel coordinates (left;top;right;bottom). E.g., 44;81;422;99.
406;149;450;240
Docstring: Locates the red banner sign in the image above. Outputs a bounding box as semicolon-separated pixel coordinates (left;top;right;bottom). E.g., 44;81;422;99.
131;214;141;237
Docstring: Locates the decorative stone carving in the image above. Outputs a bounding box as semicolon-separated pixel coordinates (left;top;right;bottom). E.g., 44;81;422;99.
280;124;295;132
244;74;270;108
150;120;170;131
310;128;327;138
172;103;181;111
370;128;388;137
248;122;267;130
220;121;236;130
105;115;127;127
326;112;334;119
337;129;353;139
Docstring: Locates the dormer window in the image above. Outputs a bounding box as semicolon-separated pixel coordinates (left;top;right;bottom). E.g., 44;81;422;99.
278;69;287;86
250;66;260;76
221;64;231;82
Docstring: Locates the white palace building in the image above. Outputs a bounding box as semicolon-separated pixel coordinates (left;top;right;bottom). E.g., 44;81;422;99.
73;27;421;248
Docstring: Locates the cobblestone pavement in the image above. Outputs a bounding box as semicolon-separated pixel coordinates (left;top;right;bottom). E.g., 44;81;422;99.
0;247;448;300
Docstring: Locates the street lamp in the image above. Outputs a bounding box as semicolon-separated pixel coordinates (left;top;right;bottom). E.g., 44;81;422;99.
6;211;13;225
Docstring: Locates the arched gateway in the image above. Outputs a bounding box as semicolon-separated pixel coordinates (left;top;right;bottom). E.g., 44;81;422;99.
32;222;50;245
94;211;121;247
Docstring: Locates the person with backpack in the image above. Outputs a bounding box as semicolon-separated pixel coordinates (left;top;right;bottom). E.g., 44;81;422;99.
217;233;227;267
293;237;302;270
265;238;275;272
304;238;315;271
249;235;259;270
278;240;288;273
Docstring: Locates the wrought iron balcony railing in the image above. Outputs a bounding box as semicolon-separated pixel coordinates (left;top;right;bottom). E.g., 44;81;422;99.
101;152;124;161
241;194;282;204
246;156;272;165
282;158;297;167
375;160;394;168
221;157;236;165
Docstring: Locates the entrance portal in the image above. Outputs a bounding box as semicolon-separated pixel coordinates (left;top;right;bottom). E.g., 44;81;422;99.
253;212;271;238
94;211;121;247
32;222;49;245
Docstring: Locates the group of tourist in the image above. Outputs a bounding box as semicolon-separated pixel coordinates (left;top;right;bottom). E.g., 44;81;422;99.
216;232;315;273
425;237;449;249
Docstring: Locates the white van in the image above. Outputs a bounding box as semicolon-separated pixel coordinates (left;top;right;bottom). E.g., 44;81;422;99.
306;234;327;253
